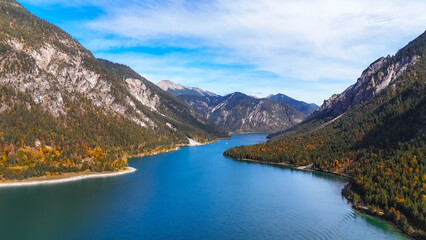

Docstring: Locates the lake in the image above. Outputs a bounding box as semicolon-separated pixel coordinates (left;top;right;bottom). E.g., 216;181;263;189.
0;133;406;239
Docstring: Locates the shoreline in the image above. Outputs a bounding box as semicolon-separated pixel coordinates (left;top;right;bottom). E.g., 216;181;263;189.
226;156;415;239
0;167;136;188
229;157;350;178
0;137;221;188
0;136;220;187
129;138;223;159
347;199;415;239
228;131;272;135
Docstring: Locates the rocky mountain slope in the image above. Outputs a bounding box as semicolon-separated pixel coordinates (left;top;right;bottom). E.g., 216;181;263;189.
0;0;226;180
177;94;223;116
158;81;306;133
97;59;226;138
315;53;420;118
225;31;426;238
157;80;218;97
267;93;318;115
206;92;305;133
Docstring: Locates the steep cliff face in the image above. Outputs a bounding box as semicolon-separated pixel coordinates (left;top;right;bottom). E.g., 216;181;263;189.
1;39;106;117
316;54;420;117
0;0;226;149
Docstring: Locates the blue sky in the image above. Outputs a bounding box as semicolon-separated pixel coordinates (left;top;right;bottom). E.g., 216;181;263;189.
19;0;426;105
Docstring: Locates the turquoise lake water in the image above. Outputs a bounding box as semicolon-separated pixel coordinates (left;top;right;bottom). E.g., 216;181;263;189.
0;133;406;239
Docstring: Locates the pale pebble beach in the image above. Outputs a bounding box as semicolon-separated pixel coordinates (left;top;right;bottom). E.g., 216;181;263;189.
0;167;136;188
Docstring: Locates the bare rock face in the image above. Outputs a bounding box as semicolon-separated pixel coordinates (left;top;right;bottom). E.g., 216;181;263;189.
125;78;160;111
207;93;304;133
1;39;115;118
1;38;160;127
170;90;306;133
316;54;420;117
0;0;226;140
157;80;218;97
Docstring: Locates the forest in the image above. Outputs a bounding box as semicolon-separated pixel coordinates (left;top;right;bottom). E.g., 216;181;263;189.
0;0;227;181
0;84;199;181
225;34;426;238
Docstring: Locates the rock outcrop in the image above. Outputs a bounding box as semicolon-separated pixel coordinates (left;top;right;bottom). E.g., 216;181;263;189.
316;54;420;117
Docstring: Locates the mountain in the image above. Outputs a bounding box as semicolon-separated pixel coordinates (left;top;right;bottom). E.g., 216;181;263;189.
97;59;227;138
267;93;318;115
158;81;306;133
316;55;420;118
157;80;218;97
225;31;426;238
205;92;305;133
177;94;223;116
0;0;227;180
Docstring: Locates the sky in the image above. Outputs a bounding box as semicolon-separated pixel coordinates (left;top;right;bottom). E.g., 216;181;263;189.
18;0;426;105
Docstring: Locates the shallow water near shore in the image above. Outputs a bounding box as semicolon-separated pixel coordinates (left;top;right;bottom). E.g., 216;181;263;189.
0;134;407;239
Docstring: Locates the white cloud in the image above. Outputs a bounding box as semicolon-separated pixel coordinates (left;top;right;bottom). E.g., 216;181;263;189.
87;0;426;77
20;0;426;104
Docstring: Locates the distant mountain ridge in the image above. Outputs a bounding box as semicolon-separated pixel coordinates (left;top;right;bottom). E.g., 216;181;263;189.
206;92;305;133
267;93;318;115
157;81;310;133
157;80;218;97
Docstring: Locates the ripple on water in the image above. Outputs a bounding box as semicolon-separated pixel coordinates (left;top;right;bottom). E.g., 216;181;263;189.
0;134;409;240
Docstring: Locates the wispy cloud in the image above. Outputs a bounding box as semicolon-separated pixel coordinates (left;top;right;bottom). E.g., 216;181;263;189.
19;0;426;104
